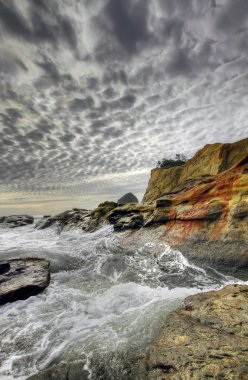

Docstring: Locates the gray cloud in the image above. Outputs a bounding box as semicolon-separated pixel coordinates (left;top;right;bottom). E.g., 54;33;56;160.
216;0;248;32
69;97;95;112
0;0;77;49
0;0;248;214
104;0;150;53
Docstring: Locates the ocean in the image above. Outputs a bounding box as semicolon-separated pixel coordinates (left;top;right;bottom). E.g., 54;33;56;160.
0;221;244;379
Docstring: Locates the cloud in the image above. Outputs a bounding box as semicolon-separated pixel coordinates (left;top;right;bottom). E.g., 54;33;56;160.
104;0;150;53
69;97;95;112
216;0;248;32
0;0;77;49
0;0;248;214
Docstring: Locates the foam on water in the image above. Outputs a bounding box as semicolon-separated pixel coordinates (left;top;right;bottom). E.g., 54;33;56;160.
0;224;244;379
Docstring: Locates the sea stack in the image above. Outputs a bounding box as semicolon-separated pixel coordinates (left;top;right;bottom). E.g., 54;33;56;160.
117;192;139;205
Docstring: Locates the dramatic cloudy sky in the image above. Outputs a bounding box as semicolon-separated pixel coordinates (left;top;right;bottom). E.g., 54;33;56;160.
0;0;248;215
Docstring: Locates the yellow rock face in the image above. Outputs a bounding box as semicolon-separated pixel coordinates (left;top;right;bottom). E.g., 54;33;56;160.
143;137;248;203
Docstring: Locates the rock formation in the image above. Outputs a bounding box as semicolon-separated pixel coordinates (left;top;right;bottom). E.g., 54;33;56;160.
35;138;248;277
0;215;34;228
0;259;50;305
117;192;138;205
133;284;248;380
143;138;248;203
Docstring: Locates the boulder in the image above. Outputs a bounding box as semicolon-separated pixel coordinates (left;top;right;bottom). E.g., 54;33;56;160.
0;258;50;305
133;284;248;379
0;215;34;228
117;192;139;205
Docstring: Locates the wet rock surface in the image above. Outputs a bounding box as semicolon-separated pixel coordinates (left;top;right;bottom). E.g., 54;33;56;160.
35;209;91;231
0;261;10;274
0;258;50;305
0;215;34;228
133;284;248;380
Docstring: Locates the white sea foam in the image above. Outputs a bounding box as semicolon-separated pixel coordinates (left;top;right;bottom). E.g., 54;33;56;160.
0;225;245;379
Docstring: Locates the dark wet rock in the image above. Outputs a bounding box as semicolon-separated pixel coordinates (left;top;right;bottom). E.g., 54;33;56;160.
117;192;138;205
0;259;50;305
35;209;91;231
108;204;154;231
0;215;34;228
133;284;248;380
156;197;173;207
112;214;144;231
35;215;57;230
0;261;10;275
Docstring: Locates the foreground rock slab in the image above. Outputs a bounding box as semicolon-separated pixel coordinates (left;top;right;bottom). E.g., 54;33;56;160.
134;284;248;380
0;259;50;305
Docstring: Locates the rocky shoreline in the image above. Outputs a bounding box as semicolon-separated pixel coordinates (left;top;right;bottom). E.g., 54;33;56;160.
34;138;248;279
1;137;248;379
26;284;248;380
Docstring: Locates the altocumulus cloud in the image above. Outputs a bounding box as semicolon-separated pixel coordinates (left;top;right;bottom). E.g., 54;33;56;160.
0;0;248;213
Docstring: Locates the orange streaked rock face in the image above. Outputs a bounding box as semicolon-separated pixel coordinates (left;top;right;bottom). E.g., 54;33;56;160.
143;137;248;203
141;139;248;251
133;139;248;277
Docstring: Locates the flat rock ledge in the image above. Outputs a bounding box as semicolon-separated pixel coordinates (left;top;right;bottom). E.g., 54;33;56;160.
133;284;248;380
0;258;50;305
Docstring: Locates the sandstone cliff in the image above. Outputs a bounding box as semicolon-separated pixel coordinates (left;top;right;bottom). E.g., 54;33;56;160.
143;137;248;203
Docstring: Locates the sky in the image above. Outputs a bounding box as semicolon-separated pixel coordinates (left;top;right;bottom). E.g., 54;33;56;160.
0;0;248;216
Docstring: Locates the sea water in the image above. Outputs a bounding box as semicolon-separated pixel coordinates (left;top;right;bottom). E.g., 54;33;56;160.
0;222;243;379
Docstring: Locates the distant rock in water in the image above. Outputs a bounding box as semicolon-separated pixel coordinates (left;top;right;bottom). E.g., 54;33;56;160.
0;215;34;228
0;259;50;306
117;192;138;205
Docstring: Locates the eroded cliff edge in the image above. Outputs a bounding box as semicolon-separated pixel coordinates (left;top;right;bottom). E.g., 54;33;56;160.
37;137;248;278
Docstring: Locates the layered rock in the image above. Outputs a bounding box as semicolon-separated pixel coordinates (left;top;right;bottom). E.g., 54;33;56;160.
133;284;248;380
111;138;248;277
35;208;91;231
143;138;248;203
0;215;34;228
35;203;120;232
0;258;50;305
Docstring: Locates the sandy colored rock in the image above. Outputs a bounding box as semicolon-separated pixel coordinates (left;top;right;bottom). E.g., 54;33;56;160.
143;137;248;203
133;284;248;380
